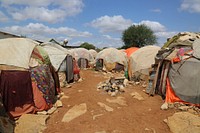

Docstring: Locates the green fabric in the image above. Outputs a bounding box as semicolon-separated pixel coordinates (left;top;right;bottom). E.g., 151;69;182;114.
36;46;51;65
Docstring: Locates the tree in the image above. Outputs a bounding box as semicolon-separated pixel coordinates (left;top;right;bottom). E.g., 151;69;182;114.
80;42;96;50
121;24;157;49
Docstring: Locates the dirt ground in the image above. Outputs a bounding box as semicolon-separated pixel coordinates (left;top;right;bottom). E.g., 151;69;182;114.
43;69;175;133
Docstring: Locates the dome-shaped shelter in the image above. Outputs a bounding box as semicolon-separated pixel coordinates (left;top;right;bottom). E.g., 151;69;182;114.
150;32;200;106
69;48;94;69
89;49;98;59
128;45;160;80
95;47;128;72
125;47;139;57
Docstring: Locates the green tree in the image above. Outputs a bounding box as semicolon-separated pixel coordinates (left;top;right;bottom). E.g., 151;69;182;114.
80;42;96;50
121;24;157;49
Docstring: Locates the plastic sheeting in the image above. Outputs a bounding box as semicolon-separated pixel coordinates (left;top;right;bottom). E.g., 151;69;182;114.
129;45;160;75
0;38;38;69
40;42;72;71
69;48;94;62
96;47;128;70
89;49;98;59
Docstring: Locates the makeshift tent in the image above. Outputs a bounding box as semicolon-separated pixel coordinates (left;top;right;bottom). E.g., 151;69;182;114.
40;42;72;71
89;49;98;59
128;45;160;80
40;42;74;83
69;48;94;69
95;47;128;72
149;32;200;106
0;38;38;69
125;47;139;57
0;38;59;118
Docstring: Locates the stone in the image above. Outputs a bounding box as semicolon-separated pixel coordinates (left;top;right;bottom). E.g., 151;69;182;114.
163;119;168;124
123;79;128;87
78;90;83;92
160;102;168;110
60;95;70;100
187;108;198;115
78;78;83;82
97;102;114;112
135;82;140;85
47;106;57;115
168;103;175;109
106;96;127;106
55;100;63;108
14;114;49;133
167;112;200;133
178;106;190;111
62;103;87;122
130;92;144;101
111;92;117;97
92;114;103;120
37;111;48;115
142;84;147;88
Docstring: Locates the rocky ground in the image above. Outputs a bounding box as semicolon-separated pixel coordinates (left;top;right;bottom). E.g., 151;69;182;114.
2;69;200;133
43;69;175;133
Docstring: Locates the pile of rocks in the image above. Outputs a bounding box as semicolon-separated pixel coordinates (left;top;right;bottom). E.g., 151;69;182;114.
97;77;128;96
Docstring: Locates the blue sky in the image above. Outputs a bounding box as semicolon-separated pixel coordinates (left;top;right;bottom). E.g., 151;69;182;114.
0;0;200;48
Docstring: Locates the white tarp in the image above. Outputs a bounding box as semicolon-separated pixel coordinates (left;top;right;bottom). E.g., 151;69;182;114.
129;45;160;75
40;42;72;71
69;48;94;62
0;38;38;69
96;47;128;67
88;49;98;59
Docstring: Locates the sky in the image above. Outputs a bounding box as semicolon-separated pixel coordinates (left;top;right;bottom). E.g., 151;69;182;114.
0;0;200;48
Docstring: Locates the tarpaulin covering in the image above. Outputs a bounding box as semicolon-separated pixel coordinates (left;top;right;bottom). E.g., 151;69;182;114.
168;58;200;104
0;38;38;69
30;65;56;106
96;47;128;71
69;48;94;62
40;42;72;71
129;45;160;75
89;49;98;59
0;70;35;118
125;47;139;57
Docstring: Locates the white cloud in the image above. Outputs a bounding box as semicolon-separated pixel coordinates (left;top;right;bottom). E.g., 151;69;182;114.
0;0;84;23
11;7;66;23
1;23;92;41
180;0;200;13
90;15;133;33
139;20;166;32
0;11;9;22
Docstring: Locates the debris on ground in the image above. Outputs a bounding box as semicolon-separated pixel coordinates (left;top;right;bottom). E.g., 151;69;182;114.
161;102;200;115
97;77;128;96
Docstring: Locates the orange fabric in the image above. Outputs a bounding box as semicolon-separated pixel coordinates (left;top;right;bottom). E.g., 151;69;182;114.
9;104;36;120
32;82;50;111
165;78;200;107
125;47;139;57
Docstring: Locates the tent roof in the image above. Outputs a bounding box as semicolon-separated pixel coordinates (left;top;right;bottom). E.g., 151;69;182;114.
69;48;94;62
162;32;200;48
129;45;160;75
0;38;38;69
125;47;139;57
96;47;128;67
40;42;72;71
